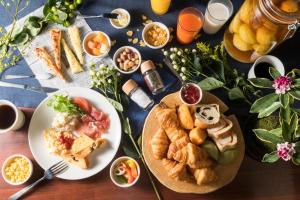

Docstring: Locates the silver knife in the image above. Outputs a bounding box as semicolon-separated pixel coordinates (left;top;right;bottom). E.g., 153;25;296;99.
0;81;58;94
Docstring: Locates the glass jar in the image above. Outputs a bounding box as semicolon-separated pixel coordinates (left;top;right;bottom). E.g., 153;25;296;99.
122;79;154;110
150;0;172;15
224;0;300;63
141;60;165;95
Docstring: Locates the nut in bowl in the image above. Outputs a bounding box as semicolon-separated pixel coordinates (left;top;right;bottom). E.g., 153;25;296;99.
142;22;170;49
180;83;203;106
83;31;111;58
109;8;131;29
2;154;33;185
110;156;140;188
113;46;142;74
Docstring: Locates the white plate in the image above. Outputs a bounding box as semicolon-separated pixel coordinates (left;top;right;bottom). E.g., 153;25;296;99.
28;87;122;180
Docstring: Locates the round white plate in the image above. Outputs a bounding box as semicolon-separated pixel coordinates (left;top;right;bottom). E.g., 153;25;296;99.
28;87;122;180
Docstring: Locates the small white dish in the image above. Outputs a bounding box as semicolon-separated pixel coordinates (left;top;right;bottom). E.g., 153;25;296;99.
142;22;170;49
2;154;33;186
110;156;140;188
180;83;203;106
0;100;25;134
248;55;285;79
109;8;131;29
113;46;142;74
82;31;111;58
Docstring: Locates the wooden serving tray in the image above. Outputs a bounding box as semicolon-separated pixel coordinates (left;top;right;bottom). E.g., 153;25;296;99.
142;91;245;194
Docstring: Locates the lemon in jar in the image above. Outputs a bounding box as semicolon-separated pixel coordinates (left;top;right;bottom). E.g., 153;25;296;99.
256;27;275;45
233;34;253;51
229;13;242;34
239;0;254;24
239;24;257;44
253;43;271;54
280;0;299;13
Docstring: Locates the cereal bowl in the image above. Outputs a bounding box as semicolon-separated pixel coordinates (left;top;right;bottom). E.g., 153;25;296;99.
83;31;111;58
2;154;33;186
113;46;142;74
109;8;131;29
110;156;140;188
142;22;170;49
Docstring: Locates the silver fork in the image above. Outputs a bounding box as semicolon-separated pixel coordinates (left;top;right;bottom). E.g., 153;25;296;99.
8;160;69;200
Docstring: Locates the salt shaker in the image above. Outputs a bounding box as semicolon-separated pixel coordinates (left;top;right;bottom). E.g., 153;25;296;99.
141;60;165;95
122;79;154;110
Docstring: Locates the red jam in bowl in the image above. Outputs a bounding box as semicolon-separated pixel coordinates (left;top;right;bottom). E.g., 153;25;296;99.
181;83;201;105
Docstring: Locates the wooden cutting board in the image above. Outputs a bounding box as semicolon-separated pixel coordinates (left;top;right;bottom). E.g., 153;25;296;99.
142;91;245;194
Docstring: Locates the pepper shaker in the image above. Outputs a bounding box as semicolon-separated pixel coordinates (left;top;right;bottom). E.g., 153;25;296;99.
122;79;154;110
141;60;165;95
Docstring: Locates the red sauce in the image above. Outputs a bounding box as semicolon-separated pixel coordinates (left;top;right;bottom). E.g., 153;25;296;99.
59;135;74;150
181;84;201;104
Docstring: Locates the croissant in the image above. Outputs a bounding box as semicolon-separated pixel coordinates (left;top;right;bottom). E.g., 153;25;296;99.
165;128;189;143
187;143;214;169
167;136;190;160
151;128;170;160
155;103;179;131
193;168;218;185
162;158;187;180
172;146;188;163
178;104;194;130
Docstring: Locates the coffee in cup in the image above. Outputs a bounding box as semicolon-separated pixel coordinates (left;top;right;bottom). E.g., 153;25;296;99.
0;100;25;134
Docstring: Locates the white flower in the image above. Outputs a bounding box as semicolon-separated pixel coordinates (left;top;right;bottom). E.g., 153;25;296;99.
170;54;176;60
170;48;174;52
192;49;197;53
180;73;183;77
181;67;186;72
173;65;178;70
99;64;106;69
163;51;169;56
182;75;187;81
181;58;186;63
177;51;182;56
172;61;177;65
184;48;188;52
108;79;112;83
173;48;178;52
90;71;95;76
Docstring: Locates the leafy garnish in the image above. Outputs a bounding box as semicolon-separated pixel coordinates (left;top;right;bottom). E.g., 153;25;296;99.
47;94;84;115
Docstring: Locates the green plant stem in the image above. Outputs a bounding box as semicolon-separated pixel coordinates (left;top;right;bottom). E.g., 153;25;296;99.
6;0;21;43
120;113;162;200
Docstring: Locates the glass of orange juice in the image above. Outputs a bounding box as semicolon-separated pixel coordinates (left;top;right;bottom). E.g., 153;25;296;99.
177;7;204;44
150;0;172;15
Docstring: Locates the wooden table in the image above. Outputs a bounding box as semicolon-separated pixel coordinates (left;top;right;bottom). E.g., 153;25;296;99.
1;108;299;200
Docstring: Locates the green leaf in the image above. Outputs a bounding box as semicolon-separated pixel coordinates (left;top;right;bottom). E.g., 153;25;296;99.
9;32;29;46
228;87;245;100
193;53;202;72
249;78;273;88
269;128;282;137
250;93;278;113
295;127;300;138
56;10;68;22
290;112;298;134
24;16;43;37
293;79;300;87
295;141;300;151
280;94;289;108
123;117;132;135
258;102;281;118
47;94;84;115
107;97;123;112
262;151;279;163
282;120;292;142
292;153;300;165
198;77;224;91
269;67;281;79
253;129;283;144
280;106;290;124
289;90;300;100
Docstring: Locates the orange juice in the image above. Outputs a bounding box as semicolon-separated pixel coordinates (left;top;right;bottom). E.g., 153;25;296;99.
177;7;203;44
150;0;171;15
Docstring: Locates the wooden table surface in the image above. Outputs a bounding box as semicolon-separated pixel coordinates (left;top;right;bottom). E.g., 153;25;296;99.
0;108;299;200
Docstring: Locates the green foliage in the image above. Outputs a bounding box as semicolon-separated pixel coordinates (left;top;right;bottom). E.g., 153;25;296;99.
198;77;224;91
47;94;84;115
262;151;279;163
250;93;278;114
248;78;273;88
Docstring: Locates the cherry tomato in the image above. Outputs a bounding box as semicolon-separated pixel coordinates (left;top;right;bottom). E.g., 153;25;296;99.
73;97;92;113
87;41;97;49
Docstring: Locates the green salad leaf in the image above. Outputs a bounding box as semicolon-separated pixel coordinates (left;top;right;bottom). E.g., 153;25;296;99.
47;94;84;115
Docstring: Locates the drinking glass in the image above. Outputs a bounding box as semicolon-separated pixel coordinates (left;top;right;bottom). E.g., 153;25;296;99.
176;7;204;44
150;0;172;15
203;0;233;34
